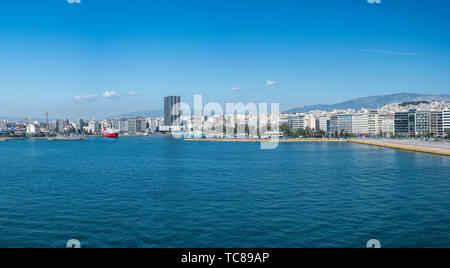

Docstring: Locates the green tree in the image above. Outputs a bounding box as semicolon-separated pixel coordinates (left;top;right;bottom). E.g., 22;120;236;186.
280;124;293;137
445;129;450;139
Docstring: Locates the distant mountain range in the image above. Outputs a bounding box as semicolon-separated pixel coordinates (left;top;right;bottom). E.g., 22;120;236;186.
285;93;450;113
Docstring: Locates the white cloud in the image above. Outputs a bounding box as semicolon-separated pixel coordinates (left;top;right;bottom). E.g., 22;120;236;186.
74;91;121;103
102;91;119;98
74;95;99;103
230;87;242;91
126;92;138;96
265;80;279;87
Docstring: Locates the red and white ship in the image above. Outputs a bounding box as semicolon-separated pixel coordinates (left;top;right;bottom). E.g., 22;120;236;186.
102;127;119;139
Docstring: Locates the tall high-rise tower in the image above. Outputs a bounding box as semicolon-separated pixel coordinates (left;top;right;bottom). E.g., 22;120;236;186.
164;96;181;126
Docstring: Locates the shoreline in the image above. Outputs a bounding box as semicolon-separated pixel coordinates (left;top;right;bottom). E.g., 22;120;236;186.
184;138;346;143
184;137;450;156
2;136;449;156
0;134;169;142
349;139;450;156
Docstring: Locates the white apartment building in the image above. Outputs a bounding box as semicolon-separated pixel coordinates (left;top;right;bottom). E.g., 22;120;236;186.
112;119;128;133
0;120;8;130
353;114;369;134
338;114;353;134
368;112;379;136
88;121;101;134
381;115;395;136
415;111;431;136
26;123;40;136
304;114;316;130
147;118;164;131
444;110;450;136
288;114;305;131
338;114;368;135
317;115;330;133
316;115;330;133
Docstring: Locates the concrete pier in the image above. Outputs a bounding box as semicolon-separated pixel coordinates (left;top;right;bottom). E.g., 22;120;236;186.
350;139;450;156
184;138;346;143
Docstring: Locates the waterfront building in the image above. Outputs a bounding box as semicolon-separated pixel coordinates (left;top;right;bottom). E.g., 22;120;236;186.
75;119;87;133
26;123;40;136
288;114;305;131
126;117;147;134
330;114;339;135
408;109;417;136
338;114;353;134
164;96;181;126
415;111;430;136
136;117;147;133
304;114;316;130
147;117;164;132
444;110;450;137
368;111;379;136
352;114;369;135
380;115;395;136
112;119;128;133
394;112;409;136
394;109;416;136
49;120;58;133
338;114;368;135
57;120;69;133
88;121;101;134
316;115;330;133
429;112;443;137
0;120;7;130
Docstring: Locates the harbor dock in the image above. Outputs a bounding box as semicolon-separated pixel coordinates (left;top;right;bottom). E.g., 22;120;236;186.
350;139;450;156
0;137;87;142
185;137;450;156
184;138;346;143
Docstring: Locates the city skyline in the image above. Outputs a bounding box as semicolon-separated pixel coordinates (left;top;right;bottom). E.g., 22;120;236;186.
1;0;450;119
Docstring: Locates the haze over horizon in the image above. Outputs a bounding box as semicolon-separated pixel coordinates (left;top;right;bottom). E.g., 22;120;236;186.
1;0;449;119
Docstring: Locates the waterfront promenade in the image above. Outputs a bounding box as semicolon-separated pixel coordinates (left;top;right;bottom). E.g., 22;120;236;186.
0;137;47;142
350;139;450;156
184;138;346;143
184;137;450;156
2;136;450;156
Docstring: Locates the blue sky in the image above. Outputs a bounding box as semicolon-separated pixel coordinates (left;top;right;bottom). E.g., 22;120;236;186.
0;0;449;119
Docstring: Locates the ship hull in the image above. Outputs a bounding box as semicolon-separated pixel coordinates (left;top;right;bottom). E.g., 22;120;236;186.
102;133;119;139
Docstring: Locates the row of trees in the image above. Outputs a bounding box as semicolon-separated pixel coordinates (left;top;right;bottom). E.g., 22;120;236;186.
279;124;332;138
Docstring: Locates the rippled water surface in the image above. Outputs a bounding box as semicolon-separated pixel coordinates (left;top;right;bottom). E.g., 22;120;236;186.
0;137;449;248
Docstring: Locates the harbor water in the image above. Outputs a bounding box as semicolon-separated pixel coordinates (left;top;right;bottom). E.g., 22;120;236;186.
0;137;449;248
